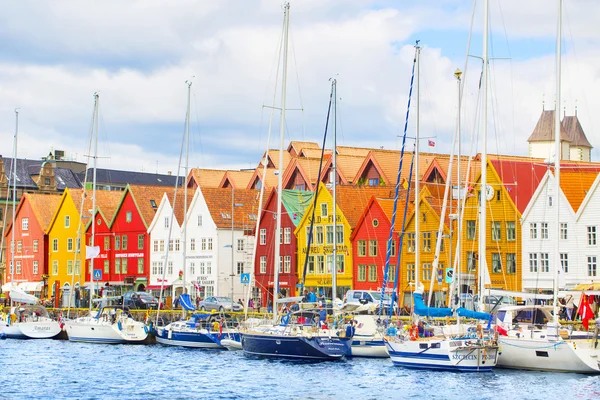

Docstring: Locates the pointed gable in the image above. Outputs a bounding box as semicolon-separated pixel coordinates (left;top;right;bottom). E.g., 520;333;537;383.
335;186;396;228
24;193;63;232
260;149;293;170
527;110;570;143
562;115;592;148
120;185;175;228
219;170;255;189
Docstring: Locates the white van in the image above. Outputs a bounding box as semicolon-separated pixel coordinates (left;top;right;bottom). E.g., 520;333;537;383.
343;290;397;313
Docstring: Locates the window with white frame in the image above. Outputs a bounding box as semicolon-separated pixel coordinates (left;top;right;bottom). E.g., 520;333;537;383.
67;238;74;252
277;257;283;273
316;226;324;245
201;238;207;250
541;222;548;239
16;261;21;274
52;238;58;252
307;256;315;274
284;227;291;244
168;261;173;275
65;215;70;228
164;217;169;228
588;226;597;246
407;233;415;252
316;255;325;274
530;223;538;239
422;232;431;252
326;255;333;274
175;239;180;252
237;262;244;275
190;238;196;251
588;256;597;277
260;229;266;245
407;264;415;282
33;240;39;252
190;262;195;276
284;256;291;273
21;218;29;231
529;253;538;272
159;240;165;252
336;254;344;273
138;258;144;274
67;260;73;275
422;263;432;281
326;226;334;244
199;262;205;275
207;238;213;250
540;253;549;272
198;214;202;227
260;257;267;274
560;253;569;273
33;260;39;275
52;260;58;275
105;260;110;273
206;262;212;275
357;240;366;256
17;240;22;253
336;225;343;244
237;239;244;251
560;223;568;240
369;240;378;256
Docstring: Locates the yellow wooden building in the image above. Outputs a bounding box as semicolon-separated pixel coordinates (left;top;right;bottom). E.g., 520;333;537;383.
398;185;453;307
460;158;534;293
294;182;354;299
46;188;87;299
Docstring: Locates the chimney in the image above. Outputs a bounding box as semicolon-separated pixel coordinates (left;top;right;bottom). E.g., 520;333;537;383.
167;171;172;176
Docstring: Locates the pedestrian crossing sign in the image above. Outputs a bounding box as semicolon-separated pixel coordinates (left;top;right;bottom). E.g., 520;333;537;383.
93;269;102;280
240;273;250;285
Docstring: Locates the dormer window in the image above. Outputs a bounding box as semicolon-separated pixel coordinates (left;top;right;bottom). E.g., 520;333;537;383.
45;178;51;185
150;200;157;208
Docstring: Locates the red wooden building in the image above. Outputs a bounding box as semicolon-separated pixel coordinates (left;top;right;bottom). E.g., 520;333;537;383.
254;188;313;306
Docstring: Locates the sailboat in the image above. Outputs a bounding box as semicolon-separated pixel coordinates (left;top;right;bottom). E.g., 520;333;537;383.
0;109;62;340
494;0;600;373
64;94;148;344
384;37;498;371
241;4;350;360
154;81;241;349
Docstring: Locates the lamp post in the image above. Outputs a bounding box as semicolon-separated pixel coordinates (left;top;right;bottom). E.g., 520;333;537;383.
231;188;243;311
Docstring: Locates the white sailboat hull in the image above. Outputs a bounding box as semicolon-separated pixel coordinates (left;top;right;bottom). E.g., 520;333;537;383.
1;315;61;339
497;336;600;373
385;337;498;372
350;334;389;358
66;317;148;344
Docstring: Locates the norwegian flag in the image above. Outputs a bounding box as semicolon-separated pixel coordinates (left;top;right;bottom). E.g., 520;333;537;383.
578;293;595;330
428;139;435;147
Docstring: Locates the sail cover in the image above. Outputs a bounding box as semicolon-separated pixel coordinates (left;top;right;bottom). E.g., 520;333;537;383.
413;292;453;317
456;308;491;321
8;286;39;305
179;293;196;311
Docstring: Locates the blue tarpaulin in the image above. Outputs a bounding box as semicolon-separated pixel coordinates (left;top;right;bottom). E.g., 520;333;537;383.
179;293;196;311
413;292;453;317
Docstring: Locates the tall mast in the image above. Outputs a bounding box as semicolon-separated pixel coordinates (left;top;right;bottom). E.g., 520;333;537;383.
478;0;489;312
552;0;563;326
414;44;421;298
89;93;99;312
10;109;18;305
273;2;290;321
331;78;337;303
455;68;463;323
183;80;191;317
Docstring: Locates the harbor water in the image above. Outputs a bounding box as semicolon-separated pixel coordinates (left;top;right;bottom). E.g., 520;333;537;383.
2;339;599;399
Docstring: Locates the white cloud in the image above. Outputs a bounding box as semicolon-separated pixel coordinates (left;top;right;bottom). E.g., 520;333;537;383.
1;0;600;175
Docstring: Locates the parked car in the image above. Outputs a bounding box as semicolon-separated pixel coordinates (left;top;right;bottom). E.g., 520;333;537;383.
198;296;243;312
122;291;159;310
343;290;398;313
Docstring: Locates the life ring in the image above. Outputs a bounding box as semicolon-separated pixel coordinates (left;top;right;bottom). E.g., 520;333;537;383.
409;324;418;341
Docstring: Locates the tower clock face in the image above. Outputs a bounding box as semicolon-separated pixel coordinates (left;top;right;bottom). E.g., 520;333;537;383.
485;184;494;201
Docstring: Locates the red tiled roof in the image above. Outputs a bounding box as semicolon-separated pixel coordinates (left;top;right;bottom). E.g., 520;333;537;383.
201;188;260;229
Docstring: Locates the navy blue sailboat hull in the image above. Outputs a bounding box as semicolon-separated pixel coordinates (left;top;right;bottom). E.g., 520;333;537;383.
241;333;350;360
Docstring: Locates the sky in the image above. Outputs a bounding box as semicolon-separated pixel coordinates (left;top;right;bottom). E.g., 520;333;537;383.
1;0;600;175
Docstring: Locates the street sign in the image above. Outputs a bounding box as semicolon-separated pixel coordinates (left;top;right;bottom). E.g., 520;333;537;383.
93;269;102;281
445;267;454;284
240;273;250;285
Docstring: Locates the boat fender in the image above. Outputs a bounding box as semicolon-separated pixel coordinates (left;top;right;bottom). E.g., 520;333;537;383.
476;324;483;339
291;326;299;335
409;324;418;341
306;332;313;339
0;332;6;340
117;321;123;331
144;325;149;334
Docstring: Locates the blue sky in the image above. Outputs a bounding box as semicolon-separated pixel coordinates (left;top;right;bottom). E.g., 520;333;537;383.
1;0;599;173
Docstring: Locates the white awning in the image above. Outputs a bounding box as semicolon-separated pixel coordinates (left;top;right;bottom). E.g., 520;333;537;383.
17;281;44;292
1;282;17;291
